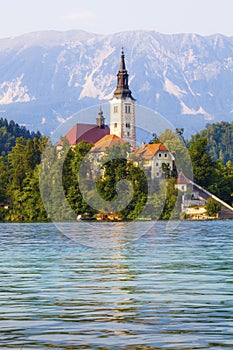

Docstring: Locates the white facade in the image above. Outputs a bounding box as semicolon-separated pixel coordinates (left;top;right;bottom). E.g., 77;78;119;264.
110;97;136;147
148;151;174;179
110;48;136;147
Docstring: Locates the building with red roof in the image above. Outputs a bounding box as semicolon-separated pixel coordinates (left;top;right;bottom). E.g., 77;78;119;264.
62;108;110;146
134;142;174;179
91;134;127;153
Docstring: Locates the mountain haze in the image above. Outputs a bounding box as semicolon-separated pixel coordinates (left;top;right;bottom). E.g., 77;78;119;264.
0;30;232;135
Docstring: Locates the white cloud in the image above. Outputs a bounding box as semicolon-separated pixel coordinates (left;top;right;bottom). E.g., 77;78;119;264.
62;11;96;22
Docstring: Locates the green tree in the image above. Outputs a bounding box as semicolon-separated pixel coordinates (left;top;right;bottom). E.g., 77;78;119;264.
62;141;96;217
95;142;148;220
7;136;45;221
189;137;215;189
160;178;179;220
0;117;41;157
208;160;233;206
190;121;233;164
205;198;221;217
159;129;191;178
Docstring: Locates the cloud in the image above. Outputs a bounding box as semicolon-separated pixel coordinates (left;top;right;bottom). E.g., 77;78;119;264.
62;11;96;22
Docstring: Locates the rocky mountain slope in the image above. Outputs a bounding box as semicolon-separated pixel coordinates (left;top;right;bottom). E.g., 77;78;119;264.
0;30;232;136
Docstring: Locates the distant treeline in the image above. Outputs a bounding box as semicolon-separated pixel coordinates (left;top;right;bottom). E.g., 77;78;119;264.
190;121;233;164
0;118;41;157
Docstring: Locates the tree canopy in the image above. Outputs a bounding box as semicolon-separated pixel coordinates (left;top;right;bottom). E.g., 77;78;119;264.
190;121;233;164
0;118;41;157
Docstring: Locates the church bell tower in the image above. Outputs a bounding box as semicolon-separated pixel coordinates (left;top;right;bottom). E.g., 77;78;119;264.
110;48;136;147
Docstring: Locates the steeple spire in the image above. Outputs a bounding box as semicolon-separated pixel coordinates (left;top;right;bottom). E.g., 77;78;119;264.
120;47;126;71
110;48;136;147
113;48;135;100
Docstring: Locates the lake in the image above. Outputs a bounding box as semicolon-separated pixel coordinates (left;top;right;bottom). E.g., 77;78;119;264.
0;221;232;349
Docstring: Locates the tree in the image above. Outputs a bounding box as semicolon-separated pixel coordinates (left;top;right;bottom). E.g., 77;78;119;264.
95;142;148;220
0;117;41;157
162;162;172;178
62;141;96;217
6;136;45;221
159;178;179;220
205;198;221;217
189;137;215;189
149;132;160;144
190;121;233;164
159;129;191;178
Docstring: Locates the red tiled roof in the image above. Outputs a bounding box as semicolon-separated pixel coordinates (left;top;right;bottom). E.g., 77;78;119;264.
176;171;191;185
134;143;168;159
91;134;127;152
64;123;110;145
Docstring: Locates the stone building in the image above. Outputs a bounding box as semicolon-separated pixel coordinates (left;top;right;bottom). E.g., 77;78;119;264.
134;142;174;179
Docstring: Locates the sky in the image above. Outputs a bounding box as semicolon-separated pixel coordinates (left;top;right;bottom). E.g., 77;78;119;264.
0;0;232;38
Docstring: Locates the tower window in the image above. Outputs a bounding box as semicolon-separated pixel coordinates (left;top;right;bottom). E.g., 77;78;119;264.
114;105;118;113
114;123;117;128
125;105;131;114
127;132;130;137
126;123;130;128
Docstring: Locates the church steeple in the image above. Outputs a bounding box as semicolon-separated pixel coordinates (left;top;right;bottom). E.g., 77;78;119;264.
113;48;135;100
110;48;136;147
96;107;105;129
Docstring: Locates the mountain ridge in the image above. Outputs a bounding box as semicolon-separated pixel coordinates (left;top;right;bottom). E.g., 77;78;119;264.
0;29;232;136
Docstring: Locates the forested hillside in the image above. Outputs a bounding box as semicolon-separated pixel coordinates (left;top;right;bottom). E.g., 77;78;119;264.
0;118;41;156
190;121;233;164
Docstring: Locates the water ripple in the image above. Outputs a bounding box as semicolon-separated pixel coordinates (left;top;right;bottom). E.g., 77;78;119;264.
0;221;232;349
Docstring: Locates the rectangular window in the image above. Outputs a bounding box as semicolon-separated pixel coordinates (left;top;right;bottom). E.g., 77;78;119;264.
114;123;117;128
126;123;130;128
127;132;130;137
114;106;118;113
125;105;131;114
165;153;168;158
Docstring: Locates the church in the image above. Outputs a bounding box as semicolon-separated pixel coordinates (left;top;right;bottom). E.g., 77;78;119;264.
63;48;136;147
63;48;174;178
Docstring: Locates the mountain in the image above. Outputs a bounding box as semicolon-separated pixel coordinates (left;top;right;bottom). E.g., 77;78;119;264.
0;29;233;136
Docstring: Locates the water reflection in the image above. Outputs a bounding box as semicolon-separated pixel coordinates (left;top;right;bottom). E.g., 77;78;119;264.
55;221;156;248
0;221;232;349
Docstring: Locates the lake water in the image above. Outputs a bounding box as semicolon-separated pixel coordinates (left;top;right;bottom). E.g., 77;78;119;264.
0;221;233;349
